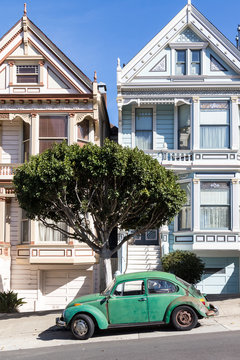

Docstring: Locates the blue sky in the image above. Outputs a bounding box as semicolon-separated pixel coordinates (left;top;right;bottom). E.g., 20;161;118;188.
0;0;240;125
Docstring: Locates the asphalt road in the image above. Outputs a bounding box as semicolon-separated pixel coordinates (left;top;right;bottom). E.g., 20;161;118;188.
1;330;240;360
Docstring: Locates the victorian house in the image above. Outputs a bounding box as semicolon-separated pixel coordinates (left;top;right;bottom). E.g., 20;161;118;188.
0;6;110;311
117;1;240;294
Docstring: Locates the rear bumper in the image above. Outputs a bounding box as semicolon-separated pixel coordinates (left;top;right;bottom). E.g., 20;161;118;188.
206;304;219;317
56;317;67;327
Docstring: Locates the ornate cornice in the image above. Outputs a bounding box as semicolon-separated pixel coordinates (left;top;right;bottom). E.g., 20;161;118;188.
9;113;31;124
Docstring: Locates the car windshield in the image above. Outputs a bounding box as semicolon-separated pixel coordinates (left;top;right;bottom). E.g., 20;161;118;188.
102;279;116;296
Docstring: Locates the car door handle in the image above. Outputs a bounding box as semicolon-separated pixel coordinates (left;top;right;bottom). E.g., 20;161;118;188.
138;298;147;302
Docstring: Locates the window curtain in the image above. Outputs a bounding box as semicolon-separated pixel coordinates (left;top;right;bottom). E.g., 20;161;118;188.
178;104;190;150
38;221;67;242
200;126;229;148
135;109;153;150
178;182;191;230
200;182;230;230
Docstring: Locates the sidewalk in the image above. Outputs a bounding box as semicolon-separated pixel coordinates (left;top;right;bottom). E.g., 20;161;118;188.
0;296;240;352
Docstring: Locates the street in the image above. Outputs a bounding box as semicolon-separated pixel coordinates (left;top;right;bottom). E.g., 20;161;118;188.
1;330;240;360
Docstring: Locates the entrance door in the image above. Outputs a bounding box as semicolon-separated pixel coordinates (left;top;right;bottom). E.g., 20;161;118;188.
134;229;159;245
108;280;148;324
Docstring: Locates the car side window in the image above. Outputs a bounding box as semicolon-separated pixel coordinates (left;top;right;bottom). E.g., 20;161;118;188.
113;280;145;296
147;279;177;294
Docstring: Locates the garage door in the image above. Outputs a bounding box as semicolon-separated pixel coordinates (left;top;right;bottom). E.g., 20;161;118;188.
42;269;93;310
197;257;239;295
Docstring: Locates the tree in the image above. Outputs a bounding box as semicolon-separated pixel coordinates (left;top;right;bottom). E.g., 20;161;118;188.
162;250;205;284
13;140;186;287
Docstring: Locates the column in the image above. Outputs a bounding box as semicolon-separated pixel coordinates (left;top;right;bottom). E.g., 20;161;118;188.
31;114;38;155
232;179;239;232
193;178;200;231
68;113;75;145
231;97;239;150
39;61;45;86
0;189;5;242
192;97;199;150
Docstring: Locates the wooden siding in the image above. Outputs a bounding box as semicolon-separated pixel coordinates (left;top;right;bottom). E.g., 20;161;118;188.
2;119;21;163
122;105;132;147
126;245;161;273
156;104;174;150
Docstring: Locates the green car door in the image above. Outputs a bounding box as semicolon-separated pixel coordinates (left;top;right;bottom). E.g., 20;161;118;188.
108;279;148;324
147;279;182;322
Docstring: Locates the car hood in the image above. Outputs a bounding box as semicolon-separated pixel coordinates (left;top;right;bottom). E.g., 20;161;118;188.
66;293;105;308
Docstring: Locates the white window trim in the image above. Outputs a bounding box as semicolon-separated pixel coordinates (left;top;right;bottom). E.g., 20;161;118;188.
175;179;192;232
131;104;156;150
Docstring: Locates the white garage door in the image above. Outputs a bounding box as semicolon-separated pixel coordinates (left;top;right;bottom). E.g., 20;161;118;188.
42;269;93;310
197;257;239;295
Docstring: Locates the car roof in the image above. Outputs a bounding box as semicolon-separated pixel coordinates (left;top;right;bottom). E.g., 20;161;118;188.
115;271;177;282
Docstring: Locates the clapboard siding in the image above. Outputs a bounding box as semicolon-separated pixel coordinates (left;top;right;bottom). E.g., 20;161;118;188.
122;105;132;147
2;119;21;163
10;200;20;246
156;105;174;150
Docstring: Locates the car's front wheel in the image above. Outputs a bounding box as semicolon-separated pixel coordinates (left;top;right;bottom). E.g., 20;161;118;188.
71;314;95;340
171;305;198;331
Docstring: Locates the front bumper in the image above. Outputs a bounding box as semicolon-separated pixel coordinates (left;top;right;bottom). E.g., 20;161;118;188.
56;317;67;327
206;304;219;317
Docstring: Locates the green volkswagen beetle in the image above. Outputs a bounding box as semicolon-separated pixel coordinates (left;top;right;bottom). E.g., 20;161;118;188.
56;271;218;340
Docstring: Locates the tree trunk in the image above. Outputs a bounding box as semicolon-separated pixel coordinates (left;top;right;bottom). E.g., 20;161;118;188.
103;257;113;287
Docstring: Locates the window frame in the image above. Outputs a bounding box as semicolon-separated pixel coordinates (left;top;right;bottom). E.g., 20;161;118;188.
135;108;153;150
200;181;231;231
178;181;192;231
16;65;39;84
200;101;230;150
21;209;30;244
39;115;68;153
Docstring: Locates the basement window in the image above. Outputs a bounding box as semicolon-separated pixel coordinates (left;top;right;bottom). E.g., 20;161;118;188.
16;65;39;83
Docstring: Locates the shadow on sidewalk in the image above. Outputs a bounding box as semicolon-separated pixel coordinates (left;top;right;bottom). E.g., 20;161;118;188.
37;322;202;342
207;294;240;302
0;309;61;320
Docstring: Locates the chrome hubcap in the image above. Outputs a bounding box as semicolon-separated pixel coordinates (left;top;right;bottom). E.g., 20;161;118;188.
176;310;192;327
74;319;88;336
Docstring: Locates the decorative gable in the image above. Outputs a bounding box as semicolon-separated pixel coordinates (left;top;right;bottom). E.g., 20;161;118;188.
47;67;70;89
210;55;227;72
174;28;202;43
150;55;167;72
118;3;240;85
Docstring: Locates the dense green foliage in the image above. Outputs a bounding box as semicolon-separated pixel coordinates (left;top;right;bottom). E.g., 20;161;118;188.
0;291;26;313
162;250;205;284
14;140;186;259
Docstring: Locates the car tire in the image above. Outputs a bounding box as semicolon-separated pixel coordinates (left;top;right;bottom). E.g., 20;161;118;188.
71;314;95;340
171;305;198;331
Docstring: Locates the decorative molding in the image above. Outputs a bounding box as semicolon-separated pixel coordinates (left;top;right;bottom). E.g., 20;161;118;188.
74;112;94;125
193;179;199;184
9;113;31;124
150;55;167;72
210;55;227;72
192;97;199;103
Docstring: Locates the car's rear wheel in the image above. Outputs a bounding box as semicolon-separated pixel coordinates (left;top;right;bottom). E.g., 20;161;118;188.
71;314;95;340
171;305;198;331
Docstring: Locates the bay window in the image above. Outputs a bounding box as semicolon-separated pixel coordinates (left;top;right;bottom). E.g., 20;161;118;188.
38;221;67;242
77;119;90;145
200;182;230;230
22;122;30;162
39;115;68;153
21;209;29;243
200;101;230;149
135;108;153;150
178;182;191;231
178;104;191;149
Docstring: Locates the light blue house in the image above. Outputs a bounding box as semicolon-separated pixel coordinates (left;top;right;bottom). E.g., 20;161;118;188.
117;1;240;294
